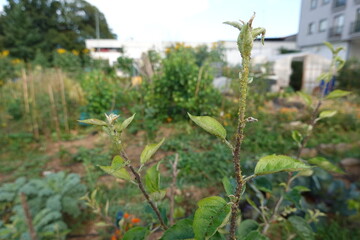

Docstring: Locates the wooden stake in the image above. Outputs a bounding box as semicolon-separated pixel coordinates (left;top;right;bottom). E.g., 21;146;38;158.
29;71;40;140
21;69;30;114
57;69;69;133
48;84;61;140
20;193;38;240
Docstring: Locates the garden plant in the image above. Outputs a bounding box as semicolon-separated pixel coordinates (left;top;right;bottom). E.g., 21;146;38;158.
78;13;353;239
0;9;358;240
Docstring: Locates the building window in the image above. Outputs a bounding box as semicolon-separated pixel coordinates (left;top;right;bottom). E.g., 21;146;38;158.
332;14;344;36
308;22;316;34
311;0;318;9
334;0;346;7
319;19;327;32
322;0;330;4
354;8;360;32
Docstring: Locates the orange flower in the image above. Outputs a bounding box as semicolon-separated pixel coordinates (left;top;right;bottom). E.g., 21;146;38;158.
111;235;117;240
131;218;141;223
124;213;130;219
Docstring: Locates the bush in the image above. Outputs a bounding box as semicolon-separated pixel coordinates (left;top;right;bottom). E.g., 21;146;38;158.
0;172;87;240
0;50;21;87
145;44;222;121
53;49;81;72
81;70;117;117
337;58;360;91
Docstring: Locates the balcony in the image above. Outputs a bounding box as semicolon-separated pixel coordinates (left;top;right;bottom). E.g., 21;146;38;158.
350;20;360;34
328;26;343;39
332;0;346;12
334;0;346;7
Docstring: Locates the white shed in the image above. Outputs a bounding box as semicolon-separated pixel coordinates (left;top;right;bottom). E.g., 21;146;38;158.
253;53;331;93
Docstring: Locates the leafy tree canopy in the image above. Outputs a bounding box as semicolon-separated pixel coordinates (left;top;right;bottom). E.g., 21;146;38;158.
0;0;116;61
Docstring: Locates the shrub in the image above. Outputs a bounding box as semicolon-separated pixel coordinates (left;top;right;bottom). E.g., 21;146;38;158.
337;58;360;91
0;172;87;240
81;70;117;117
53;49;81;72
145;44;222;121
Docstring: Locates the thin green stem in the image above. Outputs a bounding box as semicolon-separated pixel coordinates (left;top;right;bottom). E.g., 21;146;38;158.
226;13;265;240
120;151;168;230
229;36;250;240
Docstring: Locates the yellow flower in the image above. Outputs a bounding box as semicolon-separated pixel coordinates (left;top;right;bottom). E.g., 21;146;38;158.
11;59;21;64
57;48;66;54
72;50;79;56
1;50;9;57
131;76;142;86
82;48;90;54
211;42;218;49
175;42;185;50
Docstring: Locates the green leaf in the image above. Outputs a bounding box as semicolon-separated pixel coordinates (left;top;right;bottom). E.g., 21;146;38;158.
243;231;269;240
254;177;272;193
296;169;314;177
297;91;312;106
324;41;335;53
193;196;231;240
118;114;136;131
325;90;351;100
236;219;259;239
161;219;194;240
334;47;344;55
318;110;337;120
222;177;236;196
99;166;131;180
111;155;126;169
246;196;258;211
308;157;344;174
223;21;242;30
316;72;331;82
150;189;166;202
145;162;161;193
288;216;315;240
293;185;310;192
335;56;345;70
123;226;150;240
285;186;308;208
254;155;311;176
285;189;302;208
98;155;131;180
210;231;226;239
188;113;226;139
77;119;107;126
291;130;303;146
140;138;165;165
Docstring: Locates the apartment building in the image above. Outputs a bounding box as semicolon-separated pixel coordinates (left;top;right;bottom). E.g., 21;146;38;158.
297;0;360;59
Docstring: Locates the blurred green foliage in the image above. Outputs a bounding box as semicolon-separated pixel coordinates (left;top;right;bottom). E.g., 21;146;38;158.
145;44;222;120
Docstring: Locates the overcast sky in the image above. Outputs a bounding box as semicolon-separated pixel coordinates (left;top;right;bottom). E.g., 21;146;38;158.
0;0;302;42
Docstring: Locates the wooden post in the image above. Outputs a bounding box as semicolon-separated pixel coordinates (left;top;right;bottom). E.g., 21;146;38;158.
57;69;70;133
29;72;40;140
20;193;38;240
48;84;61;140
21;69;30;114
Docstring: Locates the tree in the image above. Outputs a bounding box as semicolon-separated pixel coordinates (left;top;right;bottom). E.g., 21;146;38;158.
0;0;115;61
